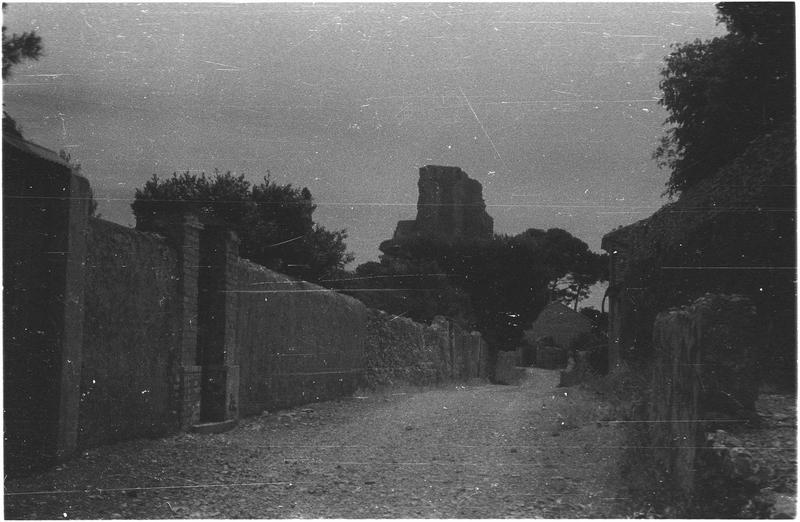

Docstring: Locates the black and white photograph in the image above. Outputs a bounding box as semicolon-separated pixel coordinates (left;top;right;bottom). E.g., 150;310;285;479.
3;2;796;518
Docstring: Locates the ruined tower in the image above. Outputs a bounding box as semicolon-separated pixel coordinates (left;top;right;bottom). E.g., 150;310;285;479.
389;165;494;245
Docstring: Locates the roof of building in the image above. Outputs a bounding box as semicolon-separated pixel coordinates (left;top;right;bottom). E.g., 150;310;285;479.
523;301;593;347
537;301;593;323
600;217;650;252
599;125;794;263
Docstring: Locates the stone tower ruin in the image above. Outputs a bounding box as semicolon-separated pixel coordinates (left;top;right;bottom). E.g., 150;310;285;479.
389;165;494;245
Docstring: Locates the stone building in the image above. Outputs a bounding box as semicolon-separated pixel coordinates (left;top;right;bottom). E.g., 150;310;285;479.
523;301;594;350
600;219;648;370
600;128;794;383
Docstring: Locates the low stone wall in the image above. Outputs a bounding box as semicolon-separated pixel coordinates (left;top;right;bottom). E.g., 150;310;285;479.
646;294;759;502
364;310;488;388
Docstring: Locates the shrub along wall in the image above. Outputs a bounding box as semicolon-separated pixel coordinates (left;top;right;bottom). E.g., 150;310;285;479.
233;259;368;415
79;218;182;449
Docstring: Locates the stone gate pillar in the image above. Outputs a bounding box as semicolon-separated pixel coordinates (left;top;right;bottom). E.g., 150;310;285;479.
174;214;205;429
197;225;240;424
137;211;204;430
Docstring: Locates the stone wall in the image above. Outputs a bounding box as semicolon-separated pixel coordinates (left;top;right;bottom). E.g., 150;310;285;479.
646;294;759;500
3;135;90;475
233;260;368;415
364;310;488;388
4;137;497;477
79;218;181;448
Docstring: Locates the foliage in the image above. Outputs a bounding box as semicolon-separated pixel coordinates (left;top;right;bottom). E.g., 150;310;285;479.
631;2;795;385
2;9;42;80
301;225;355;281
3;4;44;138
613;11;796;507
344;228;606;349
552;258;607;310
443;233;552;348
325;254;473;327
552;274;592;310
132;170;353;282
520;228;607;309
579;306;608;336
654;2;794;196
58;149;99;217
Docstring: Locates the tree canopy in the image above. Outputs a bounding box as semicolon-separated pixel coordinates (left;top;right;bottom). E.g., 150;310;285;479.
2;9;42;80
3;4;44;138
654;2;794;195
333;228;606;349
132;170;354;282
514;228;608;309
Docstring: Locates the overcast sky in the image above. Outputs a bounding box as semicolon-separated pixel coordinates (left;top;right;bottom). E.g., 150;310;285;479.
5;2;725;276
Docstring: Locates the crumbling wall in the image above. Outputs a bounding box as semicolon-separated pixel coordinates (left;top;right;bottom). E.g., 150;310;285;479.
364;310;488;388
646;294;760;503
364;310;434;387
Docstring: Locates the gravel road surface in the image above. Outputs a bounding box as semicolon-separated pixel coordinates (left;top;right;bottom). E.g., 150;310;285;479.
5;368;632;518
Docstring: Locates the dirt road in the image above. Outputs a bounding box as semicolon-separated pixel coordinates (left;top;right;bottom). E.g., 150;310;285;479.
5;368;632;518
